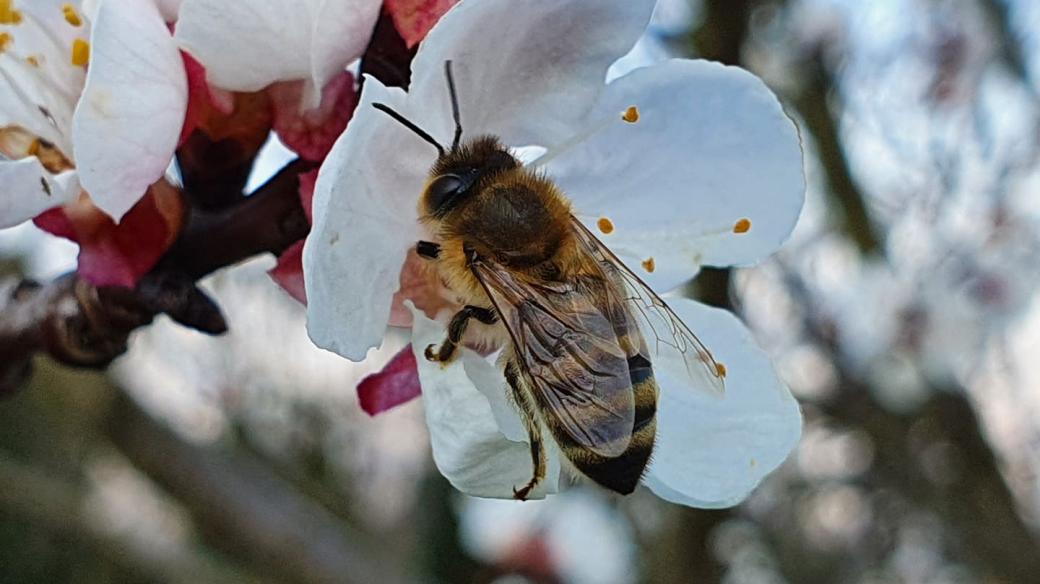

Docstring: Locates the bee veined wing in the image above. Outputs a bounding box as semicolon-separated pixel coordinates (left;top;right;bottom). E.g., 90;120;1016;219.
471;256;638;458
570;216;727;396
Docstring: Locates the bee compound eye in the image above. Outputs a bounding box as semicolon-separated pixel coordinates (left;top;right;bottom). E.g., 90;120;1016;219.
427;173;466;211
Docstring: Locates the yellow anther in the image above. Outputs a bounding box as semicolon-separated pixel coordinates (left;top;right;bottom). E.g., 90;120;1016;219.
71;38;89;66
597;217;615;235
26;137;40;156
62;3;82;26
0;32;10;53
733;218;752;234
0;2;22;25
641;257;656;273
715;362;727;378
622;105;639;123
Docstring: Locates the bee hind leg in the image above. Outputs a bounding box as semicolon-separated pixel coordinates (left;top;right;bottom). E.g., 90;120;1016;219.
425;305;497;362
506;362;546;501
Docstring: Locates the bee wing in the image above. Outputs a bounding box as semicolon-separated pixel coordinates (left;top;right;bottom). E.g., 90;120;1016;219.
570;216;727;395
471;256;637;458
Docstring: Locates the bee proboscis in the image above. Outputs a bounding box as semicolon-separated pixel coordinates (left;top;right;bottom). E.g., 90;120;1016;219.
373;61;726;498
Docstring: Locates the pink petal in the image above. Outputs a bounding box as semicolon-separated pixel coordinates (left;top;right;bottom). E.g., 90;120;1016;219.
268;169;318;303
269;240;307;304
385;0;460;48
271;71;358;162
357;345;422;415
179;51;234;146
389;248;454;327
298;169;318;223
34;181;185;289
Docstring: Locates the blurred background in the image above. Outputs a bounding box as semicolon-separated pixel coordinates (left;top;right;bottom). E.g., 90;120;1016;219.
3;0;1040;582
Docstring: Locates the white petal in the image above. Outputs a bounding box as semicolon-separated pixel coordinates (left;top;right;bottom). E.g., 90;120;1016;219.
155;0;183;21
462;351;527;442
175;0;317;93
643;297;801;508
309;0;379;108
410;304;560;499
0;158;78;228
72;0;187;221
303;77;431;360
407;0;656;148
547;60;805;292
176;0;375;108
0;54;74;153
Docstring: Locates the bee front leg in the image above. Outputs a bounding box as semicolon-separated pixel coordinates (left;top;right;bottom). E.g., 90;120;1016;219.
506;362;546;501
416;240;441;260
425;305;498;363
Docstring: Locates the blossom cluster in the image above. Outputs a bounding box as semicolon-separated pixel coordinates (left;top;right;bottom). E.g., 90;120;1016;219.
0;0;805;507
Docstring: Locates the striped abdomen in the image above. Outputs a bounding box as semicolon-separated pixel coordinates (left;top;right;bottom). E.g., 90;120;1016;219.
547;353;658;494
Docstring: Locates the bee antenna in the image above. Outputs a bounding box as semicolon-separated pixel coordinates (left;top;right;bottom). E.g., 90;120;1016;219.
445;60;463;151
372;102;446;157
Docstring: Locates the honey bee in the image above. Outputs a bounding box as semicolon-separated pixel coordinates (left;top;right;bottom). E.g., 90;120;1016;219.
374;62;725;499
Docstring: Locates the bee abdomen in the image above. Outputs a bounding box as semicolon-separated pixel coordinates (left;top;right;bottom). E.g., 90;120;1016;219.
557;355;658;495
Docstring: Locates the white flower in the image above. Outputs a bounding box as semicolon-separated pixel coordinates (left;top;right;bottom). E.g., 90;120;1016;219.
0;0;188;225
304;0;805;507
174;0;381;110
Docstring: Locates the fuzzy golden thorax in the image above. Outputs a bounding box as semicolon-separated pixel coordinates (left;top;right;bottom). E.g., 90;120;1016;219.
419;136;579;293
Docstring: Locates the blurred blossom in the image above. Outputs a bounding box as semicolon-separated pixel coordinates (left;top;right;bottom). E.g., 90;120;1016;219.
116;259;429;526
458;491;637;584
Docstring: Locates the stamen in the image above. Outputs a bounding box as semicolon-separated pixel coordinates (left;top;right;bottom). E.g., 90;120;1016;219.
70;38;89;66
715;362;727;378
25;54;39;67
596;217;614;235
0;32;10;53
733;218;752;234
528;108;640;168
62;3;82;27
26;137;40;156
641;257;655;273
0;0;22;25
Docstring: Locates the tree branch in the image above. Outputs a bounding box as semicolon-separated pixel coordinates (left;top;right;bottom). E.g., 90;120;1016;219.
0;159;312;390
791;49;883;254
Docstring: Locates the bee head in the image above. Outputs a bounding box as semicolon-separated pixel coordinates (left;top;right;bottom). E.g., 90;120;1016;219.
423;136;520;218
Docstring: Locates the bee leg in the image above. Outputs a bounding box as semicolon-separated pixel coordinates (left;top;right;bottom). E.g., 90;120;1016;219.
416;240;441;260
506;362;546;501
424;305;497;362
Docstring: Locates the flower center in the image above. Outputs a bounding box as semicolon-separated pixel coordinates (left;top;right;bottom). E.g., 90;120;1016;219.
528;105;641;168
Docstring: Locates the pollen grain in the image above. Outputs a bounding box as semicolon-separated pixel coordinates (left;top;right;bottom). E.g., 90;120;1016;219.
641;257;656;273
71;38;89;66
0;32;10;53
733;217;752;234
597;217;615;235
62;3;83;26
622;105;640;123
